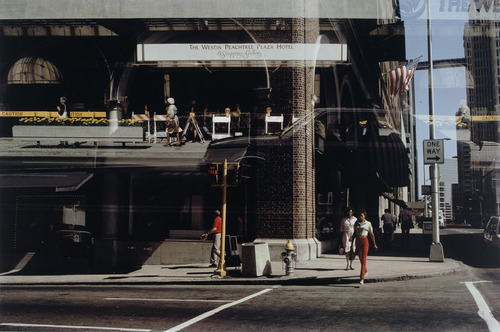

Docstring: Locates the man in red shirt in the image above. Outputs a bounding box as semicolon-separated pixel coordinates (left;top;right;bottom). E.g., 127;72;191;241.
202;210;222;268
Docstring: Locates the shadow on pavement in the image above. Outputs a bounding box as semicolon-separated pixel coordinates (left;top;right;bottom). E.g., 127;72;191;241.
1;252;140;276
166;265;207;270
439;231;500;268
325;232;429;258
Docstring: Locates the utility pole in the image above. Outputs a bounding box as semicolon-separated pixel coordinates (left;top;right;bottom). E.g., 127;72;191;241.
427;0;444;262
212;159;241;277
214;159;228;277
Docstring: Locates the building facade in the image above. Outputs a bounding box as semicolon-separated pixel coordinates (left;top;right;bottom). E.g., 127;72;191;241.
0;0;418;269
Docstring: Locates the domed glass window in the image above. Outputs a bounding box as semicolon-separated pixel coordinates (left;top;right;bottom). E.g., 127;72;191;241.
7;57;63;84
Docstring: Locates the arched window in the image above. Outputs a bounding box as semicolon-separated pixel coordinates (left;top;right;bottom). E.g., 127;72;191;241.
7;57;63;84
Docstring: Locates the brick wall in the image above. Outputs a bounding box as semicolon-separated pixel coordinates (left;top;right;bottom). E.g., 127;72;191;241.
254;139;294;238
253;0;319;240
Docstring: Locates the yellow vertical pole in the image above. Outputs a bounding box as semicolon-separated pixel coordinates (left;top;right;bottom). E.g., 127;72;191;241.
215;159;227;277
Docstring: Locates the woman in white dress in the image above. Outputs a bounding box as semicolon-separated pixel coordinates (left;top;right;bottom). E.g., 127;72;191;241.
340;208;357;270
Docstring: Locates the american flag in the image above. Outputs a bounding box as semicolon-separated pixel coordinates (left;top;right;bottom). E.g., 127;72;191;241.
388;56;421;99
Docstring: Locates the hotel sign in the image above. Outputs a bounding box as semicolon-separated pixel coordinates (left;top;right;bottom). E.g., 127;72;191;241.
136;43;347;63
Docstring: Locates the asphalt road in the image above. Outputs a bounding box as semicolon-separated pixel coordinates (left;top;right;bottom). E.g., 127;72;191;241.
0;229;498;332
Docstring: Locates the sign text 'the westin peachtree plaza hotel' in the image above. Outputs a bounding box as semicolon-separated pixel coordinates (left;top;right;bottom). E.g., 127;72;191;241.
137;43;347;65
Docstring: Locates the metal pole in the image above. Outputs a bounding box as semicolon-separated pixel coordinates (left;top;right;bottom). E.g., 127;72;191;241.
214;159;228;276
423;164;428;217
427;0;444;262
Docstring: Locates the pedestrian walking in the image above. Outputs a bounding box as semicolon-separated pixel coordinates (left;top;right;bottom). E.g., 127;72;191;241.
353;209;378;285
340;208;357;270
399;207;413;247
201;210;222;268
381;208;396;248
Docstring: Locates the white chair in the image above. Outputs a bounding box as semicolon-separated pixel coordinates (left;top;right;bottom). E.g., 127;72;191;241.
265;114;284;134
212;115;231;140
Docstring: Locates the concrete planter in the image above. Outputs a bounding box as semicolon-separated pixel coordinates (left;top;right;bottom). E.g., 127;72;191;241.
12;125;143;142
241;242;272;277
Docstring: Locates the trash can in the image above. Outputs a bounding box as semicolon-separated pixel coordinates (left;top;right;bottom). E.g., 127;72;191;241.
225;235;240;268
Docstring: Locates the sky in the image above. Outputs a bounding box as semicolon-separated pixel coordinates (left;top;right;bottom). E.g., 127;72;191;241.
402;1;468;196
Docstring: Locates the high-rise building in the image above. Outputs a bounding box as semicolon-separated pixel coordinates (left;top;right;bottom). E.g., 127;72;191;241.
456;5;500;223
464;18;500;144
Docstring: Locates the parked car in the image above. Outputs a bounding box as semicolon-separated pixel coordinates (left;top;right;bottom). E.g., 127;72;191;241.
483;216;500;251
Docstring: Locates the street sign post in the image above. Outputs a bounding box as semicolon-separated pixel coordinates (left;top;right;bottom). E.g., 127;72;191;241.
423;139;444;164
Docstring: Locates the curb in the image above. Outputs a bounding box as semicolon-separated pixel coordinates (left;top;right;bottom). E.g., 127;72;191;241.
0;262;467;287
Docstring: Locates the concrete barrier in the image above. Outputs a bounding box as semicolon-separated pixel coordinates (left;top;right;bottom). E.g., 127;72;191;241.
147;240;212;265
241;242;272;277
12;125;143;146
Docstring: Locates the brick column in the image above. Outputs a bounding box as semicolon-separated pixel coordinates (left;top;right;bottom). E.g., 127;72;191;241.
255;0;320;261
291;2;319;259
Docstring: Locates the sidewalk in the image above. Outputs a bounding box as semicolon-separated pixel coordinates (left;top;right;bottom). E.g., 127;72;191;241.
0;254;465;286
0;247;466;286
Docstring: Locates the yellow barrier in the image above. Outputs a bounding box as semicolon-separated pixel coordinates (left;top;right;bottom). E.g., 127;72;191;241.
0;111;36;117
416;114;500;122
34;112;59;117
70;111;107;118
0;111;107;118
471;115;500;121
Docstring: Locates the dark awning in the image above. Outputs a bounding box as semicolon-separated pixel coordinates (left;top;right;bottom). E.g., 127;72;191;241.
368;131;410;188
0;172;93;192
381;193;408;208
203;138;250;164
323;116;410;191
203;147;248;163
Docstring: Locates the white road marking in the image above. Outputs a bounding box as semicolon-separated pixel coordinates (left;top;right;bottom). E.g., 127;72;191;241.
464;281;500;332
0;323;151;331
164;288;273;332
105;297;230;303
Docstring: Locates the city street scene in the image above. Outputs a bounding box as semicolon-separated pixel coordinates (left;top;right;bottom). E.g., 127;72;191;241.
0;0;499;331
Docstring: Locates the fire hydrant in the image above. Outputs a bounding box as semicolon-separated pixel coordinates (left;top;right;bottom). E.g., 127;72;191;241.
281;240;297;276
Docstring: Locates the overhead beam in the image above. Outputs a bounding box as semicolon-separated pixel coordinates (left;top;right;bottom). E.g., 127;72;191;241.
0;0;395;20
2;24;118;37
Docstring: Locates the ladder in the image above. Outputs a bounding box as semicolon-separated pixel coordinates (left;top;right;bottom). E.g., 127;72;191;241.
182;114;205;143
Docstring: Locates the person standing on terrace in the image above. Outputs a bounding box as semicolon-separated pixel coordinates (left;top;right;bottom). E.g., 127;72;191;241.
57;96;68;118
165;97;180;146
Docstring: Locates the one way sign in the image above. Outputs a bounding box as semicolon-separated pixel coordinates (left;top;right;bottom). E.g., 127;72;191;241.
423;139;445;164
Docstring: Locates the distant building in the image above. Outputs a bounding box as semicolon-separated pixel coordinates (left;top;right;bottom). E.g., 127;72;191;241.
439;159;458;222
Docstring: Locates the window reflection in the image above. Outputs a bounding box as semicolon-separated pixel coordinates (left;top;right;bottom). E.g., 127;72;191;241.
0;1;498;269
